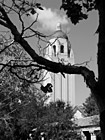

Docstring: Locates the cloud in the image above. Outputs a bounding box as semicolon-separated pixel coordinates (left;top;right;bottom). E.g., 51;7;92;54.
31;7;69;31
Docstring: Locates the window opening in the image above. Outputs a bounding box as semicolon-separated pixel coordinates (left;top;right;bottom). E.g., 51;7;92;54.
60;45;64;53
68;47;70;57
53;45;56;56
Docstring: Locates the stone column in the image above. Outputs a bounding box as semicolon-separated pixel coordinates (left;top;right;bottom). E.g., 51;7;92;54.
90;131;96;140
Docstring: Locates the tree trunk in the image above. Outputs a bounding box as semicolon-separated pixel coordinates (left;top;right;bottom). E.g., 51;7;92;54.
100;110;105;140
93;88;105;140
97;0;105;139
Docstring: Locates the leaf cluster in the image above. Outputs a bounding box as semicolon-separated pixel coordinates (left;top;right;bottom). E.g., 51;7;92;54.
83;93;99;116
61;0;98;24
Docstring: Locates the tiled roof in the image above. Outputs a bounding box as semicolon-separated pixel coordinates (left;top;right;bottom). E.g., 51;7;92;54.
75;115;99;128
73;106;87;117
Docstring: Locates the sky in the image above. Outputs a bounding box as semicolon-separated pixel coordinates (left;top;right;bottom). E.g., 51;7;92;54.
33;0;99;105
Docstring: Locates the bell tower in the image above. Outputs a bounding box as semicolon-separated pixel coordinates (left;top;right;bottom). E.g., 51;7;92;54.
44;23;75;106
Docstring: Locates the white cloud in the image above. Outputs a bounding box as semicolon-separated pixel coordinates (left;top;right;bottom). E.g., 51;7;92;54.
31;7;69;31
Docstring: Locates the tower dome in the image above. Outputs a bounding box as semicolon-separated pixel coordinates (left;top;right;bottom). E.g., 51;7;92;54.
51;23;68;39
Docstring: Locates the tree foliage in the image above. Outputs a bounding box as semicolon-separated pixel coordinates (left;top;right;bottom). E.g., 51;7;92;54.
0;73;48;139
31;100;81;140
83;93;99;116
0;35;48;139
61;0;99;24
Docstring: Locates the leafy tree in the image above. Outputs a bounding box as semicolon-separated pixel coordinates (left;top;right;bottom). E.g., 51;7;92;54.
0;65;48;140
0;36;48;139
31;100;81;140
0;0;105;139
83;93;99;116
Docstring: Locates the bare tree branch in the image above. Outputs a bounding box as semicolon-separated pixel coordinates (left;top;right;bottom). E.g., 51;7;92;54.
0;61;46;85
0;3;97;92
23;13;38;33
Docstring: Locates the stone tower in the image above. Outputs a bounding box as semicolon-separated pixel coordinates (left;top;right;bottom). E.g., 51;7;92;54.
44;23;75;106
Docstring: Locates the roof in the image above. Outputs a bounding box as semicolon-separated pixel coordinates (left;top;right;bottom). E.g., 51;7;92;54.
51;30;68;39
73;106;87;117
75;115;99;128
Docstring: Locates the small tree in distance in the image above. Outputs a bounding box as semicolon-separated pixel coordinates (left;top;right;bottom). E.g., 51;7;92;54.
83;93;99;116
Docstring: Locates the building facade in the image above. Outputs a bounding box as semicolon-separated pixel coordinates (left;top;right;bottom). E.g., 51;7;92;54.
74;106;101;140
43;23;75;105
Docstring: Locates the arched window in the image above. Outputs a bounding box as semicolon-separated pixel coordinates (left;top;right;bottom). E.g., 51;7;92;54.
60;45;64;53
53;45;56;56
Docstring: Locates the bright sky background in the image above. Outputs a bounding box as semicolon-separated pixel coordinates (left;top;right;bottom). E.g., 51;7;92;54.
36;0;99;105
